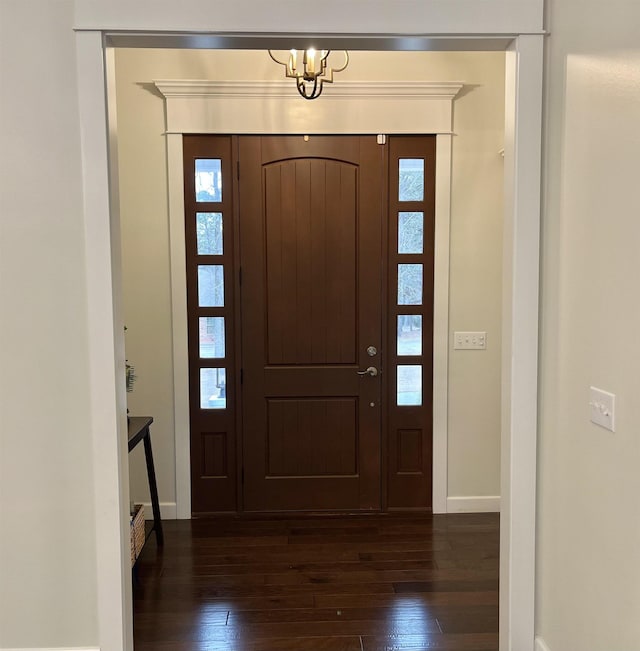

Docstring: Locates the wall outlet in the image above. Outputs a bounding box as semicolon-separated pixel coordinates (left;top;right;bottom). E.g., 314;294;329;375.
454;331;487;350
589;386;615;432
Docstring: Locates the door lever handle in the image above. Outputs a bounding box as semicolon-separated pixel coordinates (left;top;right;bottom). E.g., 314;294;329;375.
356;366;379;377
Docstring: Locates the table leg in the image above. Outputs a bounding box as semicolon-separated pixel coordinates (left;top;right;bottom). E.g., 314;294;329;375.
142;430;164;545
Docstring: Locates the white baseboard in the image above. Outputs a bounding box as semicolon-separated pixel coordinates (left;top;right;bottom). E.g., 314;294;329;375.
137;501;177;519
446;495;500;513
535;637;552;651
2;648;100;651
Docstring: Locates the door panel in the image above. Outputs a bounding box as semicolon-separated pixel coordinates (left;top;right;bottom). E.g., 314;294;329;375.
264;159;357;365
266;398;357;476
240;136;384;512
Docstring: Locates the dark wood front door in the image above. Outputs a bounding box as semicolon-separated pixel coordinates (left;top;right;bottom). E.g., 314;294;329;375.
239;136;385;512
184;134;435;515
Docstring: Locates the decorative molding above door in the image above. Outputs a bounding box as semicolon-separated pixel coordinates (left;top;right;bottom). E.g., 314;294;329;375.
154;79;464;134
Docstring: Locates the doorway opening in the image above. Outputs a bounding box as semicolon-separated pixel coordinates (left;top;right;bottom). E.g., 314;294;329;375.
79;32;543;651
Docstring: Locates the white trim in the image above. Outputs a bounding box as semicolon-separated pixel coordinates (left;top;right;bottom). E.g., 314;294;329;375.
77;34;133;651
446;496;501;513
161;85;458;522
77;28;543;651
1;648;101;651
499;35;543;651
75;0;543;35
167;134;192;520
154;79;464;99
154;80;462;135
141;501;177;520
535;638;552;651
432;134;452;515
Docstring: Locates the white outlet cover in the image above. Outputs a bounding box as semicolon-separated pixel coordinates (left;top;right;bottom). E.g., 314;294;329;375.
589;386;615;432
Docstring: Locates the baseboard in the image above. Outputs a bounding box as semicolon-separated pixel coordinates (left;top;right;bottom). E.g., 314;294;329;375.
1;648;100;651
142;499;499;517
138;501;177;519
446;495;500;513
535;637;552;651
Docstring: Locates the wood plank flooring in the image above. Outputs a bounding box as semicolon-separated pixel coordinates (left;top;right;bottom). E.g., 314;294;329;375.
133;513;499;651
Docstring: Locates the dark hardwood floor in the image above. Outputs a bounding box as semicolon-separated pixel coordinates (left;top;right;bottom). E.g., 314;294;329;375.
133;513;499;651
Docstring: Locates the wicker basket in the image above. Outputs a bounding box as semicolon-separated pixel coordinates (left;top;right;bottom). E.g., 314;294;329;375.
130;503;145;566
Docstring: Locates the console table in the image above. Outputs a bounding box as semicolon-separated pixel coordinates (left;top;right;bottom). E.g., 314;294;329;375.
127;416;164;545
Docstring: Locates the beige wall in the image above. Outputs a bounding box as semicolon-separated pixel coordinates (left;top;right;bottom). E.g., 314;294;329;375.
536;1;640;649
0;1;99;647
115;49;505;509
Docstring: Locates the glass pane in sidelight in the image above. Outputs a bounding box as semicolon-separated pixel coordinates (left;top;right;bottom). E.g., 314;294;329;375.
195;159;222;202
196;212;223;255
199;317;225;359
200;368;227;409
398;212;424;254
397;315;423;356
398;159;424;202
198;265;224;307
398;263;423;305
397;365;422;406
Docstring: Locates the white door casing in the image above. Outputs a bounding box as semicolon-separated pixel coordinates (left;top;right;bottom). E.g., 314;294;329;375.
154;79;463;520
74;8;544;650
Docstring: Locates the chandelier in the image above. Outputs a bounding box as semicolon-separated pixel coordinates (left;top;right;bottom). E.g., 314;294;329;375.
268;49;349;100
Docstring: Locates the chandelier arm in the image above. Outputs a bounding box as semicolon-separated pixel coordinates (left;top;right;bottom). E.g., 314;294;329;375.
331;50;349;73
297;76;322;100
296;77;307;99
267;49;288;66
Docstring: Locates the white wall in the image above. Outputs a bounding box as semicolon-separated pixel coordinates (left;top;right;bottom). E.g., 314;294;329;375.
115;49;504;510
537;1;640;649
0;1;99;648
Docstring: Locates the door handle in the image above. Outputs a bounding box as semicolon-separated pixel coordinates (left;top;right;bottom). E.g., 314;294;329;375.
357;366;379;377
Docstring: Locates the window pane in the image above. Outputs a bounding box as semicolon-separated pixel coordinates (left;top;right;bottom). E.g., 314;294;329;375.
397;315;422;356
398;263;423;305
200;368;227;409
399;159;424;202
199;317;225;358
196;212;223;255
398;212;424;254
397;365;422;406
198;265;224;307
195;159;222;202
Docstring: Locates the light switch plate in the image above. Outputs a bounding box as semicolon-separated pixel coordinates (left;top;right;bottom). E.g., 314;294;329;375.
454;331;487;350
589;386;615;432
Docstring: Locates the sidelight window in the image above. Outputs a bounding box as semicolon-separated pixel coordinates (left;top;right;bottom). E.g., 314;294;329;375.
398;158;425;202
398;212;424;254
199;317;225;358
397;315;422;356
391;152;432;408
397;365;422;406
200;368;227;410
195;159;222;202
196;212;223;255
184;140;235;422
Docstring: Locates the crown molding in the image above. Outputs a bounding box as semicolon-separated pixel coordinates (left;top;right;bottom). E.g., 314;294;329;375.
154;79;464;100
